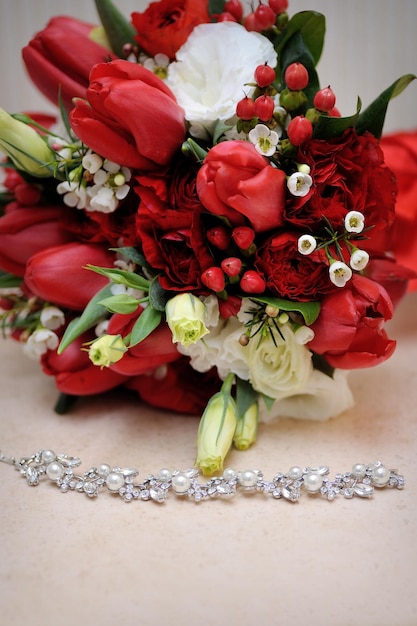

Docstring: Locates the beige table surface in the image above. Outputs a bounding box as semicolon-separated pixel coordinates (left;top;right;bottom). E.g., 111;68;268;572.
1;292;416;626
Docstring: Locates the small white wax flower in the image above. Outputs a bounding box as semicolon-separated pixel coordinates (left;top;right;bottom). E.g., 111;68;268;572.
297;163;311;175
248;124;280;157
345;210;365;233
40;306;65;330
115;184;130;200
103;159;120;173
82;152;103;174
350;248;370;271
87;186;118;213
95;319;109;337
287;172;313;197
298;234;317;255
23;329;59;358
294;325;315;345
329;261;353;287
56;180;87;209
93;169;109;185
143;53;170;79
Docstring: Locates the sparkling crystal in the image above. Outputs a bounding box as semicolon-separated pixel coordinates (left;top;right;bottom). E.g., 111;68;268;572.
140;489;150;500
124;492;133;502
344;488;354;498
60;484;68;492
83;482;98;497
272;489;282;499
150;486;166;503
353;483;374;498
25;466;39;486
282;486;300;501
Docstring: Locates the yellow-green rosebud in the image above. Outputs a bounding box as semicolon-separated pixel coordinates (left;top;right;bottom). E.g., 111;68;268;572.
165;293;209;348
0;108;55;177
195;374;238;476
88;334;127;368
233;402;258;451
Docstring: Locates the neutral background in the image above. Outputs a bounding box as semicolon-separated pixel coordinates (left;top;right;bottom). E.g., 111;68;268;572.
0;1;416;625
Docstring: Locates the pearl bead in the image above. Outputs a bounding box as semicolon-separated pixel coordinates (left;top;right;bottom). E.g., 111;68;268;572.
46;461;64;481
171;473;191;494
158;468;172;480
288;466;304;480
372;464;390;487
97;463;111;477
223;468;237;481
352;463;366;478
42;450;56;464
238;470;258;488
105;472;125;492
303;472;323;493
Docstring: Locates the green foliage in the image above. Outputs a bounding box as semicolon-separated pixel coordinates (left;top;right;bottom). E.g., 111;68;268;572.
252;296;320;326
98;294;141;315
85;264;150;291
129;305;162;347
0;271;21;288
235;376;258;418
208;0;226;18
94;0;136;57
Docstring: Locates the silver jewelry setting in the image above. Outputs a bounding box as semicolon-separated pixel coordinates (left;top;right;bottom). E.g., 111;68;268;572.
0;449;405;504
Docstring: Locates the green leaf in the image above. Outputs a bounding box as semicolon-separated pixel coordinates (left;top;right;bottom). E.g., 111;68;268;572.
275;11;326;66
85;264;150;291
356;74;416;139
235;377;258;418
58;284;113;353
261;393;275;411
149;277;170;312
252;296;320;326
181;138;208;162
212;119;233;144
98;294;141;315
208;0;225;18
0;271;22;288
109;246;150;268
94;0;136;57
313;98;362;139
129;305;162;347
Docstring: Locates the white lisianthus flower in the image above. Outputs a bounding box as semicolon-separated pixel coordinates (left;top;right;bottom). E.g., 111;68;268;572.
258;370;354;422
166;293;209;348
167;22;277;134
88;334;127;368
247;322;313;400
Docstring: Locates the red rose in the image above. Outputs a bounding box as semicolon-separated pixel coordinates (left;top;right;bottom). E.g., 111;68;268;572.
379;130;417;291
132;0;209;59
70;60;186;170
0;202;74;276
308;274;396;369
286;129;397;233
24;242;115;311
255;231;333;301
126;358;221;415
197;141;286;233
41;332;127;395
135;162;213;291
22;16;115;111
107;310;180;375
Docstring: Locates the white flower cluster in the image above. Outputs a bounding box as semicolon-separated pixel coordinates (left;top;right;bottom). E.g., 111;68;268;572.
56;152;131;213
23;306;65;359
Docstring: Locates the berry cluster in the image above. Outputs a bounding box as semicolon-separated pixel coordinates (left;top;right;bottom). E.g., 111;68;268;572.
217;1;289;31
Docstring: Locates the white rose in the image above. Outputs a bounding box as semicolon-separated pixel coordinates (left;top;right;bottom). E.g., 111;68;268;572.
258;369;354;422
166;22;277;134
247;323;313;400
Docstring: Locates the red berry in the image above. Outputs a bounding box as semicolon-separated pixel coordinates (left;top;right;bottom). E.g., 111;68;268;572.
254;4;276;30
206;225;231;251
232;226;255;250
329;106;341;117
201;267;226;293
14;183;41;205
284;62;309;91
287;115;313;146
268;0;288;12
313;86;336;112
244;12;259;31
254;95;275;121
254;63;276;88
217;11;238;22
224;0;244;21
240;270;266;294
236;96;256;120
221;257;242;277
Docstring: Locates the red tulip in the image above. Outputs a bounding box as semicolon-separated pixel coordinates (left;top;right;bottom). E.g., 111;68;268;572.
70;60;186;170
24;242;115;311
41;332;128;395
22;16;115;111
0;202;73;276
107;310;180;375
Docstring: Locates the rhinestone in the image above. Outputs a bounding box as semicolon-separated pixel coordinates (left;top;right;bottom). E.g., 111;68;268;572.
84;482;97;497
272;489;282;499
25;466;39;486
353;483;374;498
140;489;150;500
344;488;354;498
150;486;166;503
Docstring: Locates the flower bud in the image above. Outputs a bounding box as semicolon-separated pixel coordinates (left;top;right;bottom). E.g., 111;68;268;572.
88;334;127;368
0;109;54;177
165;293;209;347
233;401;258;450
195;374;238;475
279;88;308;112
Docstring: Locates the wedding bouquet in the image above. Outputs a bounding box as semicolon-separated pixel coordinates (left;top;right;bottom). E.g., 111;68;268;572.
0;0;415;475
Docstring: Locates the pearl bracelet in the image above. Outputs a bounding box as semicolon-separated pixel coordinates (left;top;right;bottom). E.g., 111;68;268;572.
0;449;405;504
